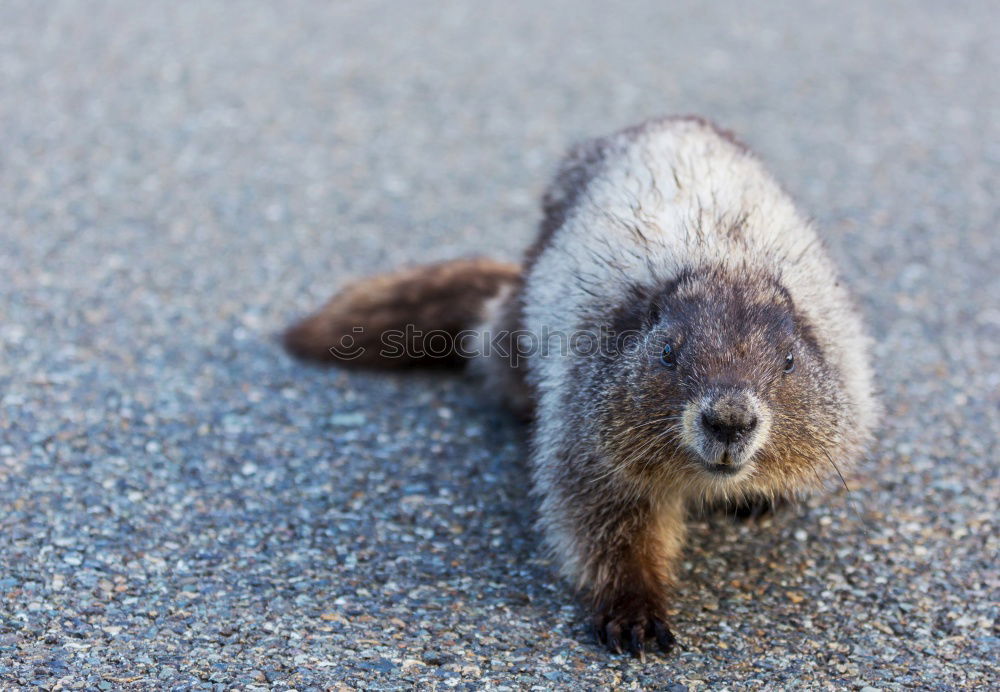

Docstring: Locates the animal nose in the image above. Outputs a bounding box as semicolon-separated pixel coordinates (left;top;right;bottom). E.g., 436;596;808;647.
701;408;758;445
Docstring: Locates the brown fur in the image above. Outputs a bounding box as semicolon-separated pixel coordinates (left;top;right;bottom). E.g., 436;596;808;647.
594;268;839;503
284;258;520;368
590;504;684;661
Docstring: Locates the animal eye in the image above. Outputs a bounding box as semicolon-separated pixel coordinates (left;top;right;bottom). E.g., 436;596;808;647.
660;343;676;368
783;351;795;374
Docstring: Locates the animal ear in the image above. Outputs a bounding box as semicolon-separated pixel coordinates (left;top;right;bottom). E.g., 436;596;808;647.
779;312;795;335
647;299;662;325
607;283;656;335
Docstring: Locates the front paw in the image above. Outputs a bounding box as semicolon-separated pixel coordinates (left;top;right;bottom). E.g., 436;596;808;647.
592;592;677;661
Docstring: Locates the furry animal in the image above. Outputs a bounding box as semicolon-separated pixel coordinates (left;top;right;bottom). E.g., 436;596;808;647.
284;116;878;660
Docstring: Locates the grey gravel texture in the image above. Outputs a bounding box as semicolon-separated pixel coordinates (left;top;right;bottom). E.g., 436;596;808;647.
1;0;997;688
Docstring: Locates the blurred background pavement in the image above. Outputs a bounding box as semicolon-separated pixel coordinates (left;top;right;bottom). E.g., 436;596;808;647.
0;0;997;687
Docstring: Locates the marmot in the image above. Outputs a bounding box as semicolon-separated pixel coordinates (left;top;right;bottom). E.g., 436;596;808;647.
284;116;878;660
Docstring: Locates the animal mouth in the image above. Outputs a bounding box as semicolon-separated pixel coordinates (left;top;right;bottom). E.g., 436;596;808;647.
701;448;754;477
703;461;742;476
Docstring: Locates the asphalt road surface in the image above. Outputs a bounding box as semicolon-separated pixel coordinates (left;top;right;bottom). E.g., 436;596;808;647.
1;1;997;688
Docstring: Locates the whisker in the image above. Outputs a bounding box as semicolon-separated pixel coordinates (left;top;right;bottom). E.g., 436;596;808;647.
821;447;868;536
620;415;684;431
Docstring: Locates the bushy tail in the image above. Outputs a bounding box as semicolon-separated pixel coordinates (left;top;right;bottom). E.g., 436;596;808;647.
283;258;521;369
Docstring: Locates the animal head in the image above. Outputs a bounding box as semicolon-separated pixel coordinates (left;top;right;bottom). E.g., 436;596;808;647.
596;267;847;500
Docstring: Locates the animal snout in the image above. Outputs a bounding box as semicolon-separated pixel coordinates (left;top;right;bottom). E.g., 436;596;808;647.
701;397;758;446
681;389;771;471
